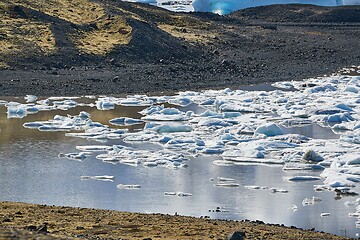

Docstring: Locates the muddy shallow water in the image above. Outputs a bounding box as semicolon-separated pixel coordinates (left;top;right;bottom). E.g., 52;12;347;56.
0;83;359;238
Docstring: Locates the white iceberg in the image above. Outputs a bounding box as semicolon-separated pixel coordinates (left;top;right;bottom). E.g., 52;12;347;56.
255;123;283;137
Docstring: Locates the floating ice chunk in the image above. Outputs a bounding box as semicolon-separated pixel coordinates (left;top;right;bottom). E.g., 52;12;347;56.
117;98;153;106
344;85;359;93
109;117;144;126
270;188;288;193
123;132;157;142
23;121;45;129
199;110;223;118
223;112;241;118
7;105;27;118
284;176;322;182
197;118;232;127
164;192;177;196
283;163;325;171
53;99;78;106
332;123;351;131
271;82;294;90
323;113;354;123
156;124;192;133
200;147;224;154
213;160;235;166
217;177;235;182
342;155;360;165
117;184;141;189
321;168;357;188
222;147;265;159
303;149;324;162
272;134;310;144
139;105;164;115
302;196;322;206
177;192;192;197
214;182;240;187
96;98;115;110
220;104;258;113
305;84;337;94
76;145;112;151
25;95;37;103
80;175;114;181
335;103;353;112
244;185;268;190
340;129;360;144
79;111;91;119
59;152;88;161
168;97;192;107
255;123;283;137
143;161;158;167
141;108;190;121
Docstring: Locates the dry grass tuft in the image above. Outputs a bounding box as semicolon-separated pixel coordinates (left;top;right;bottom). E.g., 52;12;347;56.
74;16;132;55
158;24;217;44
9;0;105;25
0;3;56;57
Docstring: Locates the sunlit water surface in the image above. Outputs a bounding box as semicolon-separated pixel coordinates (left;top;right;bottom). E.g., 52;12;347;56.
1;74;360;238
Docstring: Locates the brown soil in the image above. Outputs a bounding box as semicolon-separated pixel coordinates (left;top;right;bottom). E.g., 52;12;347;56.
0;202;351;240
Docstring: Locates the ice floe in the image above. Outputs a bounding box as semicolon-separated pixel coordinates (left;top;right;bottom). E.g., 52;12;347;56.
80;175;114;181
117;184;141;189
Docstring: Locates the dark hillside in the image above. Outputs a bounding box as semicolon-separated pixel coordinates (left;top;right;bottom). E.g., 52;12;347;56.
0;1;359;96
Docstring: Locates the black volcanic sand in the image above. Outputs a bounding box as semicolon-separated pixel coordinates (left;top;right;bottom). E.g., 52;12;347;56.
0;3;359;96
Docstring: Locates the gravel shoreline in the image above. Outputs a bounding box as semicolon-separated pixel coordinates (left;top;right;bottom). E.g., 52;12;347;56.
0;202;351;240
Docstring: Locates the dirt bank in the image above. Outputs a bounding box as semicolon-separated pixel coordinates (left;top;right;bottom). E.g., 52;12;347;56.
0;201;351;240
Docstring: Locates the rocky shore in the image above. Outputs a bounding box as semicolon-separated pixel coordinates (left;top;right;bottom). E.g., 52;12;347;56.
0;202;351;239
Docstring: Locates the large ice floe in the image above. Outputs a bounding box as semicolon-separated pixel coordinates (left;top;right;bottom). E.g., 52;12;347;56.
8;66;360;230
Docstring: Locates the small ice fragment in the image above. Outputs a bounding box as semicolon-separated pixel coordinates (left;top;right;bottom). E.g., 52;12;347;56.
76;145;112;151
349;212;360;217
25;95;37;103
269;188;288;193
156;124;192;133
143;161;158;167
217;177;235;182
285;176;321;182
80;175;114;181
117;184;141;189
214;183;240;187
109;117;143;126
168;97;192;107
302;149;324;162
245;185;268;190
164;192;177;196
255;123;283;137
302;196;322;206
213;160;234;166
177;192;192;197
79;111;91;119
291;205;298;212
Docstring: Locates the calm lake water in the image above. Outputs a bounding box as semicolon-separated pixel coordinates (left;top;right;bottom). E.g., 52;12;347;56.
1;79;360;238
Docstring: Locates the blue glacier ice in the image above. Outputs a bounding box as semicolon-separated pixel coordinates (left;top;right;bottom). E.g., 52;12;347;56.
192;0;360;15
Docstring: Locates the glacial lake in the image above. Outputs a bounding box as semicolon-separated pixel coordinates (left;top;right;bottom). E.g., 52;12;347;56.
1;68;360;238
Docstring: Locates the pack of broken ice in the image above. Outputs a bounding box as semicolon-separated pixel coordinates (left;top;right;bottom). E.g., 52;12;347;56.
4;66;360;223
122;0;360;14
